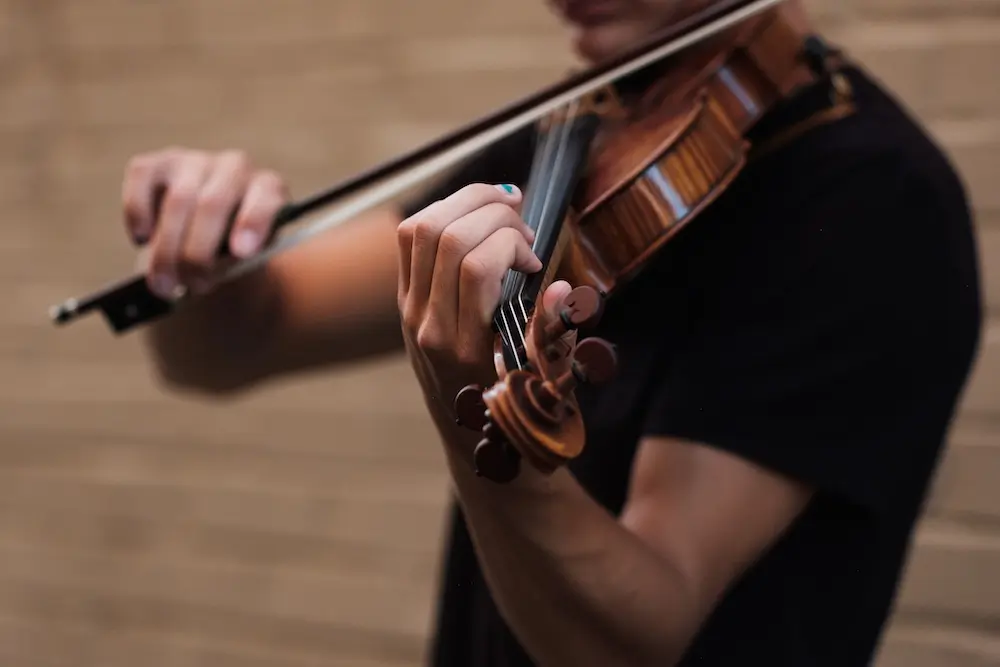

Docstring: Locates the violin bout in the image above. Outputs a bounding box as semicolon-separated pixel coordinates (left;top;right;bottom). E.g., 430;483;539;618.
454;285;619;483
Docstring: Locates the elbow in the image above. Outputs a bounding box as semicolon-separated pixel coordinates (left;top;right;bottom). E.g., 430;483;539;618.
142;318;270;399
148;354;260;401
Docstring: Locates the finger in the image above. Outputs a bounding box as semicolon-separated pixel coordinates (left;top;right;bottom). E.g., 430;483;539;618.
403;183;526;308
428;183;527;238
177;150;252;288
122;149;175;244
396;218;414;303
134;246;152;273
457;227;542;357
229;168;288;259
145;154;212;298
541;280;573;318
428;202;541;338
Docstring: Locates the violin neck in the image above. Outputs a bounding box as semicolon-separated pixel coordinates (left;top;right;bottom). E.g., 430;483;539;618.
493;107;601;372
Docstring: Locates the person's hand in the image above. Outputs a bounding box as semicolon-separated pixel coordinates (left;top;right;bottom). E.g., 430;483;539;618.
121;147;289;298
396;182;571;411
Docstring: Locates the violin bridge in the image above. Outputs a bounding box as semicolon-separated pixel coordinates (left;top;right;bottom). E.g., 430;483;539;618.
540;85;627;131
578;85;629;121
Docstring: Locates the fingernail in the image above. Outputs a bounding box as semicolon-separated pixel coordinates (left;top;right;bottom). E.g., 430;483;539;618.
496;183;520;196
150;273;176;298
231;230;260;256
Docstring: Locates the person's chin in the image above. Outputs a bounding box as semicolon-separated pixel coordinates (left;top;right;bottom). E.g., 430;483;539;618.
568;24;629;64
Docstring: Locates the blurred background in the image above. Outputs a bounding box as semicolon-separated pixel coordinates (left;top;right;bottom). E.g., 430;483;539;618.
1;0;998;665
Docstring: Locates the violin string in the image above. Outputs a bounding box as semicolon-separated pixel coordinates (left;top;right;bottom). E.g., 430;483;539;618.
496;305;520;369
493;108;565;370
496;99;580;370
516;121;570;334
494;105;565;368
500;114;562;304
513;99;580;347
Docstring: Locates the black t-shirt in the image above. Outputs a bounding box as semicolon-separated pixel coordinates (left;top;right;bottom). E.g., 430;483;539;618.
402;60;983;667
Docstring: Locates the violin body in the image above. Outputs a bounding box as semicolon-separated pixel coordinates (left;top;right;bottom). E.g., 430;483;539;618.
560;9;835;296
455;8;854;482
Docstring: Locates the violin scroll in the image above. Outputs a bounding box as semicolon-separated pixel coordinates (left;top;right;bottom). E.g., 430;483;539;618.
454;286;618;483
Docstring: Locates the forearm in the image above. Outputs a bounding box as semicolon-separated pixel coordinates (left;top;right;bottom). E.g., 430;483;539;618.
146;208;404;394
434;412;699;667
144;263;287;393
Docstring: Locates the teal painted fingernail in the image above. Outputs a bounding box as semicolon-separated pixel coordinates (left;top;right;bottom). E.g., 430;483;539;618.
497;183;518;195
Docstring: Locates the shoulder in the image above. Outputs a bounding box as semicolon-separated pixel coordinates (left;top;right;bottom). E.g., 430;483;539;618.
753;63;970;220
675;64;978;308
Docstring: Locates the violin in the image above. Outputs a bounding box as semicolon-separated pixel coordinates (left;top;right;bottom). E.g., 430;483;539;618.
48;0;854;484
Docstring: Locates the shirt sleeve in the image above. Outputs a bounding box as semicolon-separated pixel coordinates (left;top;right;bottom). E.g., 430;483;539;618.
640;156;982;515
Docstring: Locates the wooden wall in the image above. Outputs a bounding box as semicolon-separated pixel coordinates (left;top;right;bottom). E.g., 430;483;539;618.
1;0;997;665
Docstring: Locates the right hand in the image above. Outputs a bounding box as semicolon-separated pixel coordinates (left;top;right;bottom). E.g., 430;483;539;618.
122;147;289;299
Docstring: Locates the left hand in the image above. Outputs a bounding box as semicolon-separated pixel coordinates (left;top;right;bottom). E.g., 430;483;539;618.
396;183;543;408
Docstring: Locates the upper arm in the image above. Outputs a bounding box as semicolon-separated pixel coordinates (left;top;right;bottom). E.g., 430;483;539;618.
620;435;812;621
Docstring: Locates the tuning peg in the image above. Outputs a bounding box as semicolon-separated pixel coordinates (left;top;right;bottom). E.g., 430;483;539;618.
544;286;606;340
454;384;488;430
563;286;606;328
474;422;522;483
571;337;618;385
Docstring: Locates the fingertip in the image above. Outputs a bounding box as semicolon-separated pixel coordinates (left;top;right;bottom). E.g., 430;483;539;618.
133;246;152;273
230;229;261;258
495;183;521;198
550;279;571;292
127;224;149;247
147;271;179;300
542;280;573;315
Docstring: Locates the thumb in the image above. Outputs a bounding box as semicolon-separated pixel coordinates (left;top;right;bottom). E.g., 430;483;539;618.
510;233;543;274
541;280;573;318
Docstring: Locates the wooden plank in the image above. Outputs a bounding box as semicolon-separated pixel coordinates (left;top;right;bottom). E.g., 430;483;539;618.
0;615;422;667
0;400;444;464
0;578;426;664
0;503;442;578
896;518;1000;619
0;430;450;504
929;422;1000;519
878;623;1000;667
0;470;451;554
0;541;438;641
